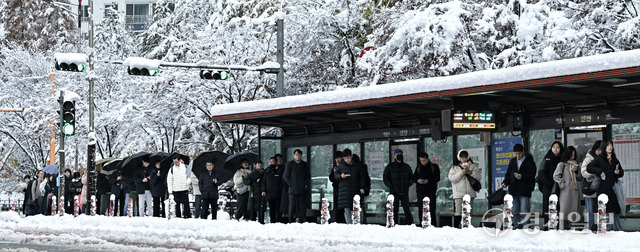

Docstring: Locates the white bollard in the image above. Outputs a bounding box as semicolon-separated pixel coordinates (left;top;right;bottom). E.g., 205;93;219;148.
74;195;80;218
127;198;133;218
548;194;559;230
10;199;16;212
421;196;431;228
90;195;96;216
59;196;65;216
109;194;116;217
461;194;472;228
51;196;57;216
168;194;175;220
597;194;609;234
386;194;395;228
352;195;361;225
321;198;330;225
503;194;513;230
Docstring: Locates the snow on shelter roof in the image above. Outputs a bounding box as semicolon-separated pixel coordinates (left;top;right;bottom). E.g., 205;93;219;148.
210;49;640;121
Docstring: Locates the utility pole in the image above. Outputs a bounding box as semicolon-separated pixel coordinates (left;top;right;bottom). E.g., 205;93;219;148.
276;18;284;97
58;91;66;199
86;0;97;214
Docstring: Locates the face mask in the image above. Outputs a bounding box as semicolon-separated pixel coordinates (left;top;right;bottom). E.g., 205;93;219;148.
396;155;404;162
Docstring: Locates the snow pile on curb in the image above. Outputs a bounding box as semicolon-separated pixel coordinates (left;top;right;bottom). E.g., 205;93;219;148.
0;212;639;251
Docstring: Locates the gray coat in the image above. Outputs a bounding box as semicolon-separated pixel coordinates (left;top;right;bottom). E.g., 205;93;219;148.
553;161;583;221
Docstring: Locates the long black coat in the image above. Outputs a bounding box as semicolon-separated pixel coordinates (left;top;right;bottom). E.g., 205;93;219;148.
199;170;219;199
149;168;166;198
503;153;537;197
383;161;414;195
283;160;310;195
413;161;440;195
262;164;284;200
335;161;366;209
108;170;128;197
587;153;624;214
69;179;83;199
538;151;561;194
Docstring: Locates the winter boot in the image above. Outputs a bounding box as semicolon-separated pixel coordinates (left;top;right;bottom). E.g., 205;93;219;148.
454;215;462;229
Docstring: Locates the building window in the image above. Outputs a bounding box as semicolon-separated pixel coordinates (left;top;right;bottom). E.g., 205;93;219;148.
126;4;150;31
81;6;89;22
104;4;119;18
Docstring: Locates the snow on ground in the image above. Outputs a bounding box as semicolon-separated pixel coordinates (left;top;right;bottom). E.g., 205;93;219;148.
0;212;639;251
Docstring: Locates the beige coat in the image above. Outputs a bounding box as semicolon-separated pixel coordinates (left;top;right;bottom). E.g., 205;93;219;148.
448;161;481;199
81;174;88;204
553;161;583;221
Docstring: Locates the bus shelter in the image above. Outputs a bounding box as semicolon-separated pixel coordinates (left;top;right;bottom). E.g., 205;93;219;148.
211;50;640;228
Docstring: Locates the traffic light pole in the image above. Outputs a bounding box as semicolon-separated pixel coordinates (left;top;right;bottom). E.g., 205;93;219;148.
58;91;66;200
86;0;97;214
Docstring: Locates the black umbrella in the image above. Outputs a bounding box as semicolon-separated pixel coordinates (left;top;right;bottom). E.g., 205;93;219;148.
102;158;122;172
121;152;151;177
160;153;190;178
192;151;229;179
224;151;259;170
149;152;171;164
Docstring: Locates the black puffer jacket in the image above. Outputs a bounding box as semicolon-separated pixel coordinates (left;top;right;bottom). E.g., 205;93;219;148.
335;161;366;209
413;161;440;195
538;151;562;194
383;161;414;195
262;164;284;199
587;153;624;214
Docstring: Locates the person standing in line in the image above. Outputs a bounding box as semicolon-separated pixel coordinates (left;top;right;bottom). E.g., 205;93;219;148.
234;159;252;221
335;149;366;224
263;157;284;223
587;141;624;231
413;151;440;226
150;161;166;217
283;149;311;223
328;151;344;223
384;149;415;225
191;170;202;219
502;144;537;229
554;146;583;230
537;141;564;228
246;161;266;224
133;157;153;217
448;150;481;228
31;171;45;215
581;140;602;231
166;154;191;218
199;161;219;220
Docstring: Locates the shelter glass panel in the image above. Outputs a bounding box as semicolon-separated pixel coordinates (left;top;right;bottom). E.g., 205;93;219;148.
424;136;454;214
260;139;281;167
529;129;557;214
457;134;488;213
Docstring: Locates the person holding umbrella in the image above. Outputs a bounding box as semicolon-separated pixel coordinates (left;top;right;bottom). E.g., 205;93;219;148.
283;149;311;223
167;154;191;218
199;161;219;219
133;157;153;217
150;160;167;218
234;159;252;220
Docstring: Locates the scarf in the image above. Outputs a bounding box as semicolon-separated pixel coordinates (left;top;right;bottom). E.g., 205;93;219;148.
567;160;579;190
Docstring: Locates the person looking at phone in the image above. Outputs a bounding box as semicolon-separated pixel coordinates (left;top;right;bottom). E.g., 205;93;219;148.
502;144;537;229
335;148;366;224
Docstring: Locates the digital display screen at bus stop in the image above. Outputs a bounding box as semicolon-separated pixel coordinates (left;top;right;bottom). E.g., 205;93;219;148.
452;111;496;129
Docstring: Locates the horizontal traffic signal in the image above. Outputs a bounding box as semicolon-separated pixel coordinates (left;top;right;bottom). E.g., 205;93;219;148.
200;70;230;80
54;53;88;72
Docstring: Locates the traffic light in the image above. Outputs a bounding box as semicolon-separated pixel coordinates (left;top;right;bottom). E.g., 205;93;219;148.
61;101;76;136
124;57;160;76
200;70;230;80
128;66;159;76
54;53;88;72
